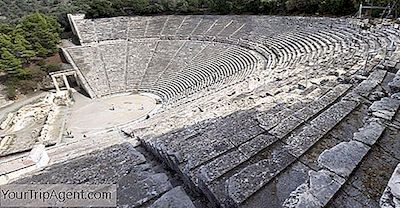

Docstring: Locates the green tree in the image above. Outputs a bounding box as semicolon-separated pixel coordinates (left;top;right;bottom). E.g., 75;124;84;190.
83;0;119;18
127;0;150;13
15;13;61;57
0;49;23;77
13;33;36;60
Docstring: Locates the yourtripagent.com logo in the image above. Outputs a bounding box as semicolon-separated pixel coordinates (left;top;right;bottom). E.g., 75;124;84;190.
0;184;117;207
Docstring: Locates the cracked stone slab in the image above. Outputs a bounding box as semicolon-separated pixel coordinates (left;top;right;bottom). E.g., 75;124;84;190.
318;141;370;178
292;84;351;121
149;186;196;208
317;84;352;106
369;97;400;120
226;146;296;205
353;121;385;146
240;161;311;208
283;170;345;208
292;104;324;121
284;124;326;157
380;163;400;208
197;134;278;184
196;150;248;185
229;125;265;146
353;70;387;96
269;115;305;139
389;76;400;93
118;173;173;207
184;135;235;170
257;106;294;131
310;100;359;132
284;100;358;157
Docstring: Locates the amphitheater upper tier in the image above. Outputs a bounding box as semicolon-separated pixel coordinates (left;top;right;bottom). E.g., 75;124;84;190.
65;15;399;104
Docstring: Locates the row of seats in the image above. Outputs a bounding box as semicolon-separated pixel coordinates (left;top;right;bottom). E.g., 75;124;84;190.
68;15;400;106
65;40;261;102
141;68;397;207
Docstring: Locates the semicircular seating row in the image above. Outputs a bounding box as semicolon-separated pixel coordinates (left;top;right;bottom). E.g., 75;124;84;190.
66;40;261;103
68;15;400;103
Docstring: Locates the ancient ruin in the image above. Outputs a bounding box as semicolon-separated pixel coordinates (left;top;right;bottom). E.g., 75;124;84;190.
0;14;400;207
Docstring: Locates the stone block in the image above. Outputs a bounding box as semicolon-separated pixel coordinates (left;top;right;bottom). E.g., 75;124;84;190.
388;76;400;93
118;173;172;207
149;186;196;208
283;170;345;208
14;143;146;184
284;125;326;158
369;97;400;120
226;146;296;205
197;134;278;184
353;121;385;146
269;116;304;139
240;161;311;208
257;106;293;131
318;141;370;178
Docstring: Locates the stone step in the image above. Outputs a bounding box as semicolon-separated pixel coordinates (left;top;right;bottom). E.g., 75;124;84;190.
117;173;173;207
141;84;363;207
0;130;128;184
13;143;147;184
195;134;278;185
283;99;359;157
149;186;196;208
198;141;294;207
225;145;296;206
197;98;360;207
368;97;400;121
268;84;351;139
350;69;387;97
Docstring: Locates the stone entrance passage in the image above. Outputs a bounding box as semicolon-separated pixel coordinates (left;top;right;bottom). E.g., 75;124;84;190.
50;69;80;94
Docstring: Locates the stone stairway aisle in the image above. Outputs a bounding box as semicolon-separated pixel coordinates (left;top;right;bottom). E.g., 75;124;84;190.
141;66;397;207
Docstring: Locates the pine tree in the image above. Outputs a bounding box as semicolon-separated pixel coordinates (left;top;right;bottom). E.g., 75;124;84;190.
0;48;23;77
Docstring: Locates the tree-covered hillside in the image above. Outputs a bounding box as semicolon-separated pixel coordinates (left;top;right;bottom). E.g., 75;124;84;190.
0;13;62;99
1;0;398;25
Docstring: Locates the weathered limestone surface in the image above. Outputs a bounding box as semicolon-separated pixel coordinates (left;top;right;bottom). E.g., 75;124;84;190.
13;143;197;207
369;97;400;120
54;14;400;208
197;134;278;183
318;141;369;178
240;161;311;208
269;84;351;139
380;164;400;208
149;186;196;208
118;173;172;207
284;100;359;157
0;93;63;157
226;146;296;205
14;143;146;184
353;69;387;97
353;120;385;145
283;170;345;208
389;76;400;93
